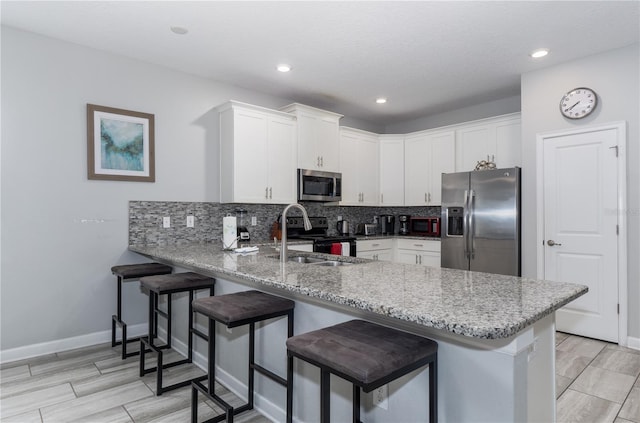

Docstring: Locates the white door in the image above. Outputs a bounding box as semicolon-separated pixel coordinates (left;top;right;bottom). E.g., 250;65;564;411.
542;127;620;342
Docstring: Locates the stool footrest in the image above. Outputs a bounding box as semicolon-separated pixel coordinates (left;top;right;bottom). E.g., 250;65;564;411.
192;380;255;423
252;363;287;387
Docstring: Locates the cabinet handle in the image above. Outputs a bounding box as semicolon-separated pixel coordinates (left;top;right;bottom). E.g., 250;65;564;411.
381;193;384;204
372;243;380;247
415;255;418;264
269;187;273;199
424;193;427;203
317;156;321;167
419;255;422;264
321;156;324;167
428;192;431;203
414;243;424;247
492;154;495;163
265;187;269;199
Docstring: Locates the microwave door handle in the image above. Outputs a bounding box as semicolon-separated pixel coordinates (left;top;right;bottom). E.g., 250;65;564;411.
333;177;337;198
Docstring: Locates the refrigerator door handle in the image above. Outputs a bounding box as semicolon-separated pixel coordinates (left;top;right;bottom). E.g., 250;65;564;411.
468;189;475;259
463;190;470;258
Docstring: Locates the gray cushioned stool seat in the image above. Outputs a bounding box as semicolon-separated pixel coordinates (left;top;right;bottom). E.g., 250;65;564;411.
140;272;214;294
287;320;438;423
192;290;295;328
287;319;437;392
111;263;172;279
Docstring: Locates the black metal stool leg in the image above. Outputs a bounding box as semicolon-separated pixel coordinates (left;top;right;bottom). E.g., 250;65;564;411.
286;310;294;423
248;322;255;410
321;369;330;423
353;385;360;423
429;358;438;423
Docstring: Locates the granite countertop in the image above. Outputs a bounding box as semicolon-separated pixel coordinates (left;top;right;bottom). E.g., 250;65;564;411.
129;243;587;340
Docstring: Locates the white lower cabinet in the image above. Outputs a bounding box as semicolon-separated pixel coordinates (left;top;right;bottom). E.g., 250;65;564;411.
356;239;393;261
395;239;441;267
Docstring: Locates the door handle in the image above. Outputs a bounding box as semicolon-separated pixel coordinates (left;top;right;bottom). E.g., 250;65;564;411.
269;187;272;199
547;240;562;246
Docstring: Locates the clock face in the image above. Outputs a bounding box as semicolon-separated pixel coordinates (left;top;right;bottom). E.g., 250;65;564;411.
560;87;597;119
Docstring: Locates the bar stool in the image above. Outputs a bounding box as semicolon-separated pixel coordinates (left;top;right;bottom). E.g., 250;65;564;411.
139;272;215;395
286;319;438;423
111;263;172;359
190;290;295;423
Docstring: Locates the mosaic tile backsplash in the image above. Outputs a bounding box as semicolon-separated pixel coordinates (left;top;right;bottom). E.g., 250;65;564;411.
129;201;441;246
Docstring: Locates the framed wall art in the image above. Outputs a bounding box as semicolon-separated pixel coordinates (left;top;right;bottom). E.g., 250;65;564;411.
87;104;155;182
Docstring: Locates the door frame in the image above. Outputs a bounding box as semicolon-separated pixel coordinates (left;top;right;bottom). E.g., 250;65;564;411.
535;121;628;346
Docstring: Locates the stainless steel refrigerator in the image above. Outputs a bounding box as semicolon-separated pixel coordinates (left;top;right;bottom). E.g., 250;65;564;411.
440;167;521;276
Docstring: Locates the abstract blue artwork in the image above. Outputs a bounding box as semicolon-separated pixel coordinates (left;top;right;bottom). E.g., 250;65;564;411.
100;118;144;171
87;104;155;182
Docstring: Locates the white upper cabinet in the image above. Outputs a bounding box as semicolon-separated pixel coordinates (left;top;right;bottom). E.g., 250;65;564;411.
219;101;297;204
455;114;521;171
378;135;405;206
404;130;455;206
339;127;379;206
280;103;343;172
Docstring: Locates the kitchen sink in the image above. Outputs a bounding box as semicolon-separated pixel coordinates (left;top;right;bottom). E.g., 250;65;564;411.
269;254;355;266
288;256;327;264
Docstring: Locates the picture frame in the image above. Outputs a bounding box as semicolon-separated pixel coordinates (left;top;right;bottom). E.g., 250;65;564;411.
87;104;155;182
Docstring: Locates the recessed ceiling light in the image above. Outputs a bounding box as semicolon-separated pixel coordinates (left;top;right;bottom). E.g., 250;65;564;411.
376;98;387;104
277;64;291;72
530;48;549;58
170;26;189;35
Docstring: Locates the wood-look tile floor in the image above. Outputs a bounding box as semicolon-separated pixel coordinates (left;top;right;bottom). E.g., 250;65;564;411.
556;332;640;423
0;342;271;422
1;333;638;422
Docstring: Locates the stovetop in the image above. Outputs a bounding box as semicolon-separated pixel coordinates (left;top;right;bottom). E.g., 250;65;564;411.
285;216;354;242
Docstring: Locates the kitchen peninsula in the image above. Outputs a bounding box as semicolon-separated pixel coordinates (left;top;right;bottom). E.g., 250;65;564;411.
130;242;587;423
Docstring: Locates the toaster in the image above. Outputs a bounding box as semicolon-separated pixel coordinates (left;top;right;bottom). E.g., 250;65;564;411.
356;223;377;236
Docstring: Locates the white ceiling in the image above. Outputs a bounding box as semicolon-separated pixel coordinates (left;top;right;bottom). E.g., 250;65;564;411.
2;1;639;125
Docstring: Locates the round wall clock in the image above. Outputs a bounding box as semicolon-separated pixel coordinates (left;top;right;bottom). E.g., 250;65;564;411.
560;87;597;119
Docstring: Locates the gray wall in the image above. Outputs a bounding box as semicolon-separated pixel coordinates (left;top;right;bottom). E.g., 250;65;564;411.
520;44;640;339
0;26;301;352
385;95;521;134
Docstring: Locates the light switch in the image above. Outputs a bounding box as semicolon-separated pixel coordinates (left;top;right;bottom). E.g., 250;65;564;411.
187;215;195;228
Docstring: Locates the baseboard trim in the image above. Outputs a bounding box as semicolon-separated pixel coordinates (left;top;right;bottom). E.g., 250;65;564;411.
627;336;640;351
0;323;148;365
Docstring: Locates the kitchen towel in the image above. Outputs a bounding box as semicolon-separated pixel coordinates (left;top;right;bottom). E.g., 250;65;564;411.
330;243;342;255
340;242;350;256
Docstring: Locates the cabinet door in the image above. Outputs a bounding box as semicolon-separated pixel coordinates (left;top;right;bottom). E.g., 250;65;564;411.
376;250;394;262
359;134;379;206
456;125;491;172
317;117;340;172
420;252;441;267
234;109;268;202
404;135;430;206
379;136;404;206
357;250;378;260
396;250;420;265
428;131;455;205
495;119;521;168
296;113;319;170
267;116;297;203
339;130;360;205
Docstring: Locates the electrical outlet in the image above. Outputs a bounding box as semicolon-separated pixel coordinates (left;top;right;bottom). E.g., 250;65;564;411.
187;215;195;228
251;216;257;226
337;215;342;221
372;384;388;410
162;217;171;228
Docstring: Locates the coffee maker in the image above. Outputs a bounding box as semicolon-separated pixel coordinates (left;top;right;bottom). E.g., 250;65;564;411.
235;209;250;242
398;215;411;235
379;215;395;235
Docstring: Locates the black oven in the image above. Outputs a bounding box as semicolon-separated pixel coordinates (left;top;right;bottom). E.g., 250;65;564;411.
286;216;355;256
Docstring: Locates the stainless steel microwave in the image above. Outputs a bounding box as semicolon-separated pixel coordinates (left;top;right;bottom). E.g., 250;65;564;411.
298;169;342;202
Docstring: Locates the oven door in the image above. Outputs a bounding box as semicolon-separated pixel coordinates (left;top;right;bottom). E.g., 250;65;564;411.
313;239;356;256
298;169;342;202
